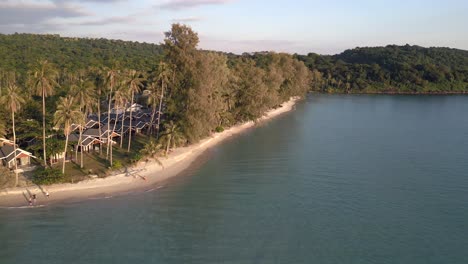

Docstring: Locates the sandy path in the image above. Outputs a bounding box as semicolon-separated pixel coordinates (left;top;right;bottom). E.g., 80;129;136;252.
0;97;299;207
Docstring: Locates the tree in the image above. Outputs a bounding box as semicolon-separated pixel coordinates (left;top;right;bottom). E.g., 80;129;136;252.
124;69;144;152
159;121;185;155
112;84;129;149
146;81;160;136
54;96;83;174
1;82;25;186
163;24;199;119
89;67;105;154
140;139;163;167
30;60;59;165
155;62;171;139
105;66;119;161
70;77;95;168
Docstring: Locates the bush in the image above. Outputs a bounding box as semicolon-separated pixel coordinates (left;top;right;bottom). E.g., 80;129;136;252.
215;126;224;133
111;160;123;170
33;168;64;185
130;153;142;163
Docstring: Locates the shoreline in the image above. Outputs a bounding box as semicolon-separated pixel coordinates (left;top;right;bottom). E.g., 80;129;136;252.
0;97;300;208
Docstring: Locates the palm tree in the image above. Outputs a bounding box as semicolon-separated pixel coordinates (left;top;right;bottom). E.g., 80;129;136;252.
146;81;159;136
105;67;119;160
124;69;144;152
155;62;171;139
159;121;185;155
1;82;25;186
90;67;105;154
140;139;163;167
113;85;129;148
30;60;59;165
71;78;95;168
54;96;83;174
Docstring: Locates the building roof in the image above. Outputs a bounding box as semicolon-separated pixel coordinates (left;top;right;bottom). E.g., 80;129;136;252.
0;145;33;163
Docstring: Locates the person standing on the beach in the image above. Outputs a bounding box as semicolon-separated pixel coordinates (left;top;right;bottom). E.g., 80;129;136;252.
45;191;49;198
32;194;37;206
28;197;32;206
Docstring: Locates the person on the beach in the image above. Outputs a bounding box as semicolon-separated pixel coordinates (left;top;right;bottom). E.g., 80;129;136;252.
32;194;37;206
28;197;32;206
45;192;49;198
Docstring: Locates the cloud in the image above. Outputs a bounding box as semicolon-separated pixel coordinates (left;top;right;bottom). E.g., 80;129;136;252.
77;15;136;26
0;1;88;25
159;0;231;10
171;17;202;23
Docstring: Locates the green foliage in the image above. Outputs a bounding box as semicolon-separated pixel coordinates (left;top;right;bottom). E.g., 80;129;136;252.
33;168;64;185
296;45;468;93
130;153;143;163
215;126;224;133
111;160;123;170
0;33;163;83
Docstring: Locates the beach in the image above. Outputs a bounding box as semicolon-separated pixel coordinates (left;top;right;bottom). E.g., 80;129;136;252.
0;97;299;208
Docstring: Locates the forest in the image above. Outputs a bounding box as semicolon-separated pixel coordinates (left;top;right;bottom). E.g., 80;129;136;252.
0;25;312;187
296;45;468;93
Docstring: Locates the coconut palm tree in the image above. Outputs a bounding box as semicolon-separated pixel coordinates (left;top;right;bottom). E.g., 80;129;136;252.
54;96;83;174
89;67;105;154
1;82;25;186
159;121;185;155
30;60;59;165
105;67;119;160
70;78;95;168
124;69;144;152
146;81;160;136
140;139;163;167
113;85;129;148
155;62;171;139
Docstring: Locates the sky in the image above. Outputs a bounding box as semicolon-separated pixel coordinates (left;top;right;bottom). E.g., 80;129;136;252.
0;0;467;54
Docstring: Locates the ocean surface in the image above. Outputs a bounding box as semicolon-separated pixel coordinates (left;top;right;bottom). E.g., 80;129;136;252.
1;95;468;264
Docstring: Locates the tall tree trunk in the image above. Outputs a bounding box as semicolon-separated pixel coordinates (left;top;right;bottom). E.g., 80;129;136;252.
156;80;165;139
12;111;18;186
98;88;102;154
165;135;171;155
76;107;83;168
120;107;126;148
109;109;119;166
106;87;113;160
127;91;134;152
80;125;84;168
147;97;157;136
62;125;70;174
42;90;47;166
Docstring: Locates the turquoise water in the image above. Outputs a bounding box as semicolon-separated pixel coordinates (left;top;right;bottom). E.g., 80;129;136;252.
1;95;468;264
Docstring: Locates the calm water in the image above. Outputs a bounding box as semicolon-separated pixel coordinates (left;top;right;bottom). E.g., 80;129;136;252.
1;95;468;264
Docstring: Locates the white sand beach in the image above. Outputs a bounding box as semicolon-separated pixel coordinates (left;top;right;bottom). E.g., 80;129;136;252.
0;97;299;207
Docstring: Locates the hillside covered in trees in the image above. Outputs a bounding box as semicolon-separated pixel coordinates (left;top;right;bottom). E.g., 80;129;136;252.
0;25;312;187
297;45;468;93
0;33;163;83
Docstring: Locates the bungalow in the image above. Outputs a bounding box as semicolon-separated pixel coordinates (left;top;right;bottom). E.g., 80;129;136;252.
85;119;100;129
68;134;103;152
134;121;148;134
83;126;120;144
0;145;34;169
101;113;123;124
126;103;143;112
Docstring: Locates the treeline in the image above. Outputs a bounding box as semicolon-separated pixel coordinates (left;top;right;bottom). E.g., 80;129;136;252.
297;45;468;93
0;33;163;85
0;24;312;185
